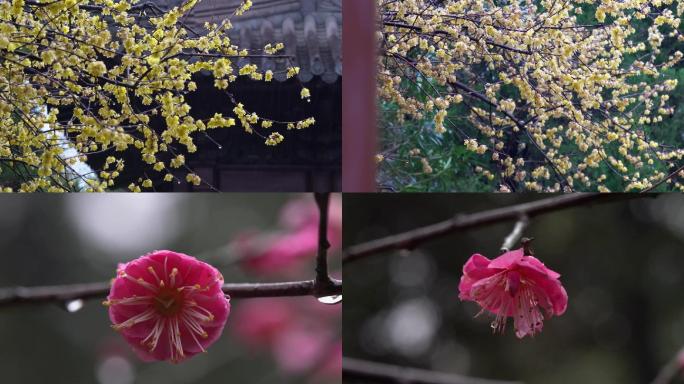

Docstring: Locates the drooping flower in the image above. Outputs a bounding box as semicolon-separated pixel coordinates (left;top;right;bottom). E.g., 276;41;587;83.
459;248;567;338
105;250;230;363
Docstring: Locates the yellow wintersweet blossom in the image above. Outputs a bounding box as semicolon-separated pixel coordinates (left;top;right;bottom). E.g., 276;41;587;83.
265;132;284;146
185;173;201;186
379;0;684;192
420;157;433;174
0;0;313;192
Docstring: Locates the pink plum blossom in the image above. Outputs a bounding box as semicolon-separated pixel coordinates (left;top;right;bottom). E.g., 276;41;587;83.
273;327;331;373
235;194;342;275
228;195;342;380
231;299;295;348
678;349;684;372
105;250;230;363
279;193;342;232
232;298;341;380
459;248;567;338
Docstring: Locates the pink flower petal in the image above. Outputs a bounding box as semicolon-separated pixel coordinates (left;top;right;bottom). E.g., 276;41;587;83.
488;248;524;269
463;253;494;277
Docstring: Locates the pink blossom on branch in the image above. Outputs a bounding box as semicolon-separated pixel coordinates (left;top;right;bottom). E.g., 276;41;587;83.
459;248;567;338
231;299;295;348
235;194;342;275
228;195;342;380
105;250;230;363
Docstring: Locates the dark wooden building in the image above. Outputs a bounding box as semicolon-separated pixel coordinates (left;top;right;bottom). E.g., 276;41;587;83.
154;0;341;191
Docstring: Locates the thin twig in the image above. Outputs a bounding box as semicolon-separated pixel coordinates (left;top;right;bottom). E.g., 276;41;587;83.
0;280;343;307
500;215;529;252
641;164;684;193
313;193;339;297
343;358;522;384
343;194;645;264
315;193;332;281
650;347;684;384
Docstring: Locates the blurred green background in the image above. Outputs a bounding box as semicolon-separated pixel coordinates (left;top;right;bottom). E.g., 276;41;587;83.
343;194;684;384
0;193;341;384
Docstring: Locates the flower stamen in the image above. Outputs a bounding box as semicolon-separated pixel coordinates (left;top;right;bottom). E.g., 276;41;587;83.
142;317;165;351
122;274;158;292
147;266;162;286
112;308;156;331
170;267;179;288
105;295;153;307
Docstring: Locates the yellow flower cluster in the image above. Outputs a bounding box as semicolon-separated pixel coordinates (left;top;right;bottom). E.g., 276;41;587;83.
420;157;433;174
379;0;684;192
265;132;284;146
0;0;314;192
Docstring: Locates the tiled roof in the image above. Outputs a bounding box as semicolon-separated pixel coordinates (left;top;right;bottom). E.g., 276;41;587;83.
160;0;342;83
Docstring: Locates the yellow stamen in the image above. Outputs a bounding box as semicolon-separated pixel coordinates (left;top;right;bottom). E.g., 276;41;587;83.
170;268;178;287
147;266;162;286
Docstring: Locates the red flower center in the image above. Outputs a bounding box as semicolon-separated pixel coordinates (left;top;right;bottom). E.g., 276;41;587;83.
154;288;185;317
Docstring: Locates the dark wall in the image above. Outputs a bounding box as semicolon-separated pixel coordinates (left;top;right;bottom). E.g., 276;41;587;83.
178;75;342;192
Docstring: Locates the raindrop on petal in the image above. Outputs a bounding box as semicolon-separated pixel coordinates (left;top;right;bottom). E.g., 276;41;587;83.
317;295;342;305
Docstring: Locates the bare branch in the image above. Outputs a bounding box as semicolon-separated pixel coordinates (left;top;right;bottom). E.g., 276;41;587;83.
343;358;522;384
0;193;343;307
315;193;332;282
500;215;529;252
0;279;343;307
650;347;684;384
314;193;340;298
641;164;684;193
343;194;646;264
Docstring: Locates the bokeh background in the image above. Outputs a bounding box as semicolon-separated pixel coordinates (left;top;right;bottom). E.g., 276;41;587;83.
343;194;684;384
0;193;341;384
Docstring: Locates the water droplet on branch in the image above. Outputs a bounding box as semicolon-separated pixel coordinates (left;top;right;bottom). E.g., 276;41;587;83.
64;299;84;313
317;295;342;305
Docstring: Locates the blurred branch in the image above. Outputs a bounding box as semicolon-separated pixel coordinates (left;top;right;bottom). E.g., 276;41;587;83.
0;280;343;307
650;347;684;384
343;194;645;264
500;215;529;252
343;358;523;384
